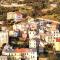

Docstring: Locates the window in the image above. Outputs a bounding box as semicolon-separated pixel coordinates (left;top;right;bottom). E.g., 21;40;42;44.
30;32;31;34
15;53;16;56
33;56;34;58
31;56;32;58
51;36;52;39
54;37;55;39
27;53;28;55
54;34;55;36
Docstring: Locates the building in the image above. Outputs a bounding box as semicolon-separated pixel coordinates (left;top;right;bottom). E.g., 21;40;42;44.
39;29;44;34
13;23;22;31
51;29;60;38
2;51;21;60
50;3;57;8
29;39;36;48
50;22;57;31
45;34;54;43
27;16;34;23
0;21;4;25
50;29;60;51
49;0;54;2
14;11;23;22
15;48;37;60
1;26;8;32
0;31;8;47
7;12;15;20
7;11;23;21
54;42;60;51
39;20;45;26
9;30;14;36
28;30;36;39
0;56;7;60
13;23;26;31
2;48;37;60
29;22;37;30
22;31;27;40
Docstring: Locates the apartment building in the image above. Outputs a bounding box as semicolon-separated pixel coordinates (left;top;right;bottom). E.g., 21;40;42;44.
2;48;37;60
28;30;36;39
29;39;36;48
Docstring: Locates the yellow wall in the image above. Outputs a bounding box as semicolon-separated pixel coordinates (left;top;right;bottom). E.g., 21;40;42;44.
54;42;60;51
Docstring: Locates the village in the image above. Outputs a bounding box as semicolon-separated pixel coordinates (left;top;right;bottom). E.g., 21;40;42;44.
0;10;60;60
0;0;60;60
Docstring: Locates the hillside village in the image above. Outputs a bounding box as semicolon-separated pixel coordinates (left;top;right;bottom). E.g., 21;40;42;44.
0;0;60;60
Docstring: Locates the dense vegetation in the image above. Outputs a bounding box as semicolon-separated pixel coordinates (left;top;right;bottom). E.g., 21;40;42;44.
0;0;60;22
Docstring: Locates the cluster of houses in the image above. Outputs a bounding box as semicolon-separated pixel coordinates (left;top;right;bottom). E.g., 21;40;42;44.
2;48;37;60
0;11;60;60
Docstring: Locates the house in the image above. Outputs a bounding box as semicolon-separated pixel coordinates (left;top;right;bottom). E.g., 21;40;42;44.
54;41;60;51
2;48;37;60
0;56;7;60
39;20;45;30
7;12;15;20
9;30;14;36
13;24;17;31
22;31;27;40
2;44;13;55
46;24;51;28
15;48;37;60
25;23;29;29
51;29;60;38
45;24;51;32
14;11;23;22
2;51;21;60
29;39;36;48
0;21;4;25
29;38;41;49
13;30;20;37
39;20;44;26
27;16;34;23
50;3;57;8
39;29;44;34
1;26;7;31
29;22;37;30
13;23;26;31
28;30;36;39
21;23;27;31
40;26;44;30
50;22;57;31
0;31;8;47
13;23;22;31
52;32;60;51
45;32;54;43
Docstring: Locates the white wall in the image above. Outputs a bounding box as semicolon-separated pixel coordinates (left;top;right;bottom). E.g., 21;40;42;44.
29;40;36;48
28;31;36;39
